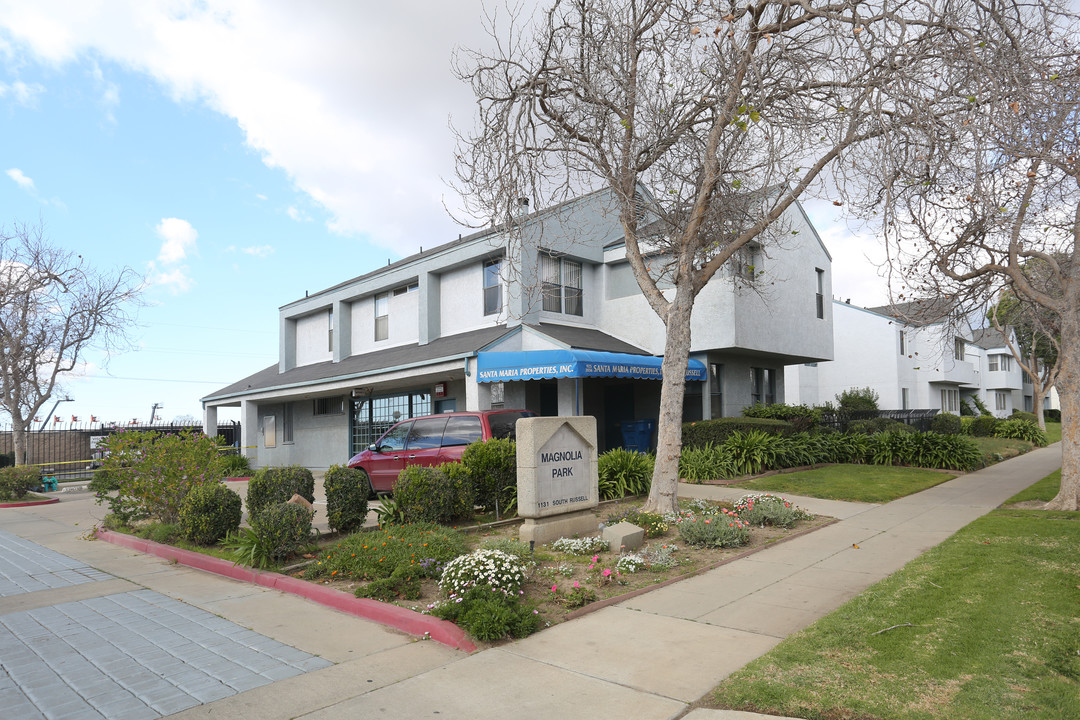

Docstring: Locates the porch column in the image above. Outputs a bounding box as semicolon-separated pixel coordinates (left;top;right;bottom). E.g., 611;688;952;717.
202;405;218;437
557;378;578;416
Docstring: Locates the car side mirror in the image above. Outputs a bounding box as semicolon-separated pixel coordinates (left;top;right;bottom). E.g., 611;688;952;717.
369;443;380;452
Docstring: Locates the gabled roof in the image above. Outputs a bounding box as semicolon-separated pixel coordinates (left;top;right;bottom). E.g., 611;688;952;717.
202;325;510;402
526;323;651;355
867;298;954;327
970;326;1014;350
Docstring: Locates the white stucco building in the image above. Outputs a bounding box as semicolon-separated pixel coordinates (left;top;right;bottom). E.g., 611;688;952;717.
203;188;834;470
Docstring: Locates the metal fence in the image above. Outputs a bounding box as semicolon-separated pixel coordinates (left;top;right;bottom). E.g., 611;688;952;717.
817;409;940;433
0;421;241;481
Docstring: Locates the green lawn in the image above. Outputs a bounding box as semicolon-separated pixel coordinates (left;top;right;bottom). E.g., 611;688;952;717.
731;464;955;503
970;436;1035;465
1044;421;1062;445
1004;469;1061;505
709;507;1080;720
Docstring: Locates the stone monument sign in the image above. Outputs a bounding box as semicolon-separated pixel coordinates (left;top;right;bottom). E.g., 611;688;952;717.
516;416;599;545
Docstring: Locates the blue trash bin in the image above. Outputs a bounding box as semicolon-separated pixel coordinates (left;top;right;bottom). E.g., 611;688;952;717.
620;419;656;453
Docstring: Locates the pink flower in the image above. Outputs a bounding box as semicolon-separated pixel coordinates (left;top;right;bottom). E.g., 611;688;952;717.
602;568;612;577
551;584;557;592
573;581;580;588
591;555;599;562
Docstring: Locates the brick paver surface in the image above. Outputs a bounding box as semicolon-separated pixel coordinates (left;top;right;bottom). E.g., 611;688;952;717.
0;529;112;597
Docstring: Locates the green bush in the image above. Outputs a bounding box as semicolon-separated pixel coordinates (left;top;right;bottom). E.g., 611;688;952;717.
1044;408;1061;422
682;417;793;450
98;430;227;523
429;586;539;641
742;403;821;432
867;431;981;471
847;417;914;435
930;412;963;435
0;466;41;500
994;419;1049;446
246;465;315;519
734;493;807;528
0;451;15;468
439;548;527;597
676;511;751;548
460;438;516;512
394;465;474;524
679;443;734;482
598;448;653;499
355;566;422;601
305;522;467;581
220;453;251;477
836;386;880;411
323;464;370;534
1010;410;1038;424
723;430;780;476
970;395;992;416
247;501;313;563
179;483;242;545
969;414;1000;437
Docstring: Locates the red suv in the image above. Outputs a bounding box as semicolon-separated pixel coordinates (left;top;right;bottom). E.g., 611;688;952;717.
347;409;535;494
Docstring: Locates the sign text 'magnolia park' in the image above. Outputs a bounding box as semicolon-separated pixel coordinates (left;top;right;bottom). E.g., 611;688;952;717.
536;446;589;510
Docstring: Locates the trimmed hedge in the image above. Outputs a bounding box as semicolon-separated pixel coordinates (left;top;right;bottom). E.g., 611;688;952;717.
1044;408;1061;422
250;502;314;561
461;438;517;512
246;465;315;518
324;465;370;534
179;483;242;545
968;415;999;437
394;464;474;524
930;412;962;435
682;417;793;449
0;466;41;500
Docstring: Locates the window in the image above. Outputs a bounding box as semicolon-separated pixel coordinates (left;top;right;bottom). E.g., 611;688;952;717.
283;403;294;444
541;254;583;316
995;391;1008;411
392;282;418;296
683;382;703;422
710;363;724;418
406;417;449;450
815;268;825;319
442;416;483;446
901;388;910;410
483;258;502;315
954;337;965;361
750;367;775;406
940;388;959;413
490;381;505;408
989;354;1011;372
328;309;334;352
262;415;276;448
376;421;411;451
351;391;432;454
314;396;346;416
739;243;763;280
374;292;389;341
899;331;906;356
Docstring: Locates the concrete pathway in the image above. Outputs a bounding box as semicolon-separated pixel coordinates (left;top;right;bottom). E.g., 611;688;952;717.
0;445;1062;720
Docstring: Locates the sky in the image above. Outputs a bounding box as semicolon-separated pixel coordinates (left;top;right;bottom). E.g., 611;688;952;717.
0;1;890;427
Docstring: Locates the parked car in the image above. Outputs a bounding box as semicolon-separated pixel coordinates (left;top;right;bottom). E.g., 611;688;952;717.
347;409;535;494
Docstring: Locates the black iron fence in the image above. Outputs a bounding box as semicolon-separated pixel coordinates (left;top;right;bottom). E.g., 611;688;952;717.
818;409;940;433
0;421;241;481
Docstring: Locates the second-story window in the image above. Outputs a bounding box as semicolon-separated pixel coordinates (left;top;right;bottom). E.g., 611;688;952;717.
374;292;389;341
483;258;502;315
954;337;966;361
328;308;333;352
815;268;824;319
989;354;1011;372
899;330;906;356
541;254;583;316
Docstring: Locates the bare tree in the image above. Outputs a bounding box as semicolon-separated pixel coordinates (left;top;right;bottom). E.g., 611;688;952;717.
0;223;142;466
454;0;986;513
988;283;1061;430
861;1;1080;509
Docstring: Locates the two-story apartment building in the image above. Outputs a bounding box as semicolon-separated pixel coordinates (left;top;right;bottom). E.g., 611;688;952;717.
203;187;834;470
787;299;1050;417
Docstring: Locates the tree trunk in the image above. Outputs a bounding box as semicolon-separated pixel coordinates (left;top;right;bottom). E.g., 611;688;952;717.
1031;380;1046;431
1045;315;1078;511
641;287;694;516
11;422;28;467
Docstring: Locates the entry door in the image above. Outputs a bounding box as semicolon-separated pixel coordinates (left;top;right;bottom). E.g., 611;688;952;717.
603;383;636;452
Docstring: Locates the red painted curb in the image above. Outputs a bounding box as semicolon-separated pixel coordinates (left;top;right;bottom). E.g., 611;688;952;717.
94;529;476;652
223;477;251;483
0;497;60;508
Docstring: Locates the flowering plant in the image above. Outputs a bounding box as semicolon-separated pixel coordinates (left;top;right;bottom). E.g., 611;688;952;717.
676;509;751;548
734;493;810;528
616;553;647;574
551;535;608;555
439;549;527;597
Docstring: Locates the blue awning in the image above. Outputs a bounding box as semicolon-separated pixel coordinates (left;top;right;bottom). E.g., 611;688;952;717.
476;349;707;383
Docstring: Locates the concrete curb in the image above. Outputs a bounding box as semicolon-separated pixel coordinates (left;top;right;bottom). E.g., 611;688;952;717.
94;528;478;653
0;497;60;508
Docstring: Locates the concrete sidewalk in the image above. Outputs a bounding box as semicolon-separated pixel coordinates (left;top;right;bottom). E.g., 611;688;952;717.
0;445;1062;720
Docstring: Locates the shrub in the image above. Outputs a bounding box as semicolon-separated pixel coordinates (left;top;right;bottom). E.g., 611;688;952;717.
439;548;527;597
598;448;653;499
723;430;780;475
960;399;976;416
836;386;880;411
970;395;992;416
1009;410;1038;425
677;511;751;548
99;430;227;523
682;417;793;449
994;419;1049;446
550;535;608;555
220;453;251;477
428;586;539;641
246;465;315;519
969;414;1000;437
0;451;15;468
1044;408;1061;422
245;501;313;564
742;403;821;432
734;493;808;528
356;566;422;601
0;466;41;500
679;443;734;482
323;464;370;534
394;465;474;524
179;482;241;545
305;522;467;581
604;508;667;538
817;432;870;464
460;438;516;513
847;417;914;435
867;431;981;471
479;537;533;560
930;412;962;435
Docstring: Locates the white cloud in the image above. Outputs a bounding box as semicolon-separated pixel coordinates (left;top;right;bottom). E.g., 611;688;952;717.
286;205;309;222
241;245;273;258
0;80;45;107
255;193;267;201
0;1;498;255
152;266;194;294
5;167;35;190
155;217;198;264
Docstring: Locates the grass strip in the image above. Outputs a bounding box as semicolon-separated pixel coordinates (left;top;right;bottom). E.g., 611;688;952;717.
732;464;954;503
710;508;1080;720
